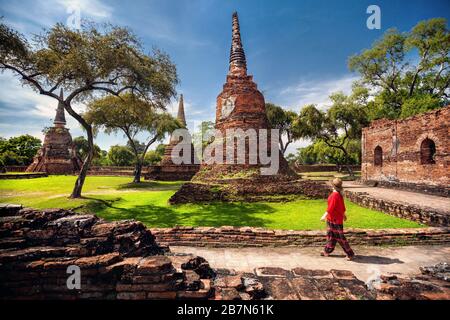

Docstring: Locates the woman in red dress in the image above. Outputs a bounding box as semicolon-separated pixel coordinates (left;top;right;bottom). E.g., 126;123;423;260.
320;178;355;260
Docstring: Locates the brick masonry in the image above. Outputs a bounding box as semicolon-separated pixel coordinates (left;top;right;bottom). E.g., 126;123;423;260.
0;206;265;300
192;12;293;181
361;106;450;192
150;226;450;248
1;205;449;300
145;164;200;181
294;164;361;173
26;127;82;175
4;166;28;172
344;189;449;227
0;173;48;180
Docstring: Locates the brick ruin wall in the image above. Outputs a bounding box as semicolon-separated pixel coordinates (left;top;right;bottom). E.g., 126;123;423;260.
151;226;450;248
294;164;361;173
4;166;28;172
1;205;449;300
344;190;449;227
361;106;449;195
145;164;200;181
0;206;264;300
0;173;48;180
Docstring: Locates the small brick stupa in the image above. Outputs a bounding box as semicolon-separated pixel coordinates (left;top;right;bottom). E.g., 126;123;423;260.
145;94;199;181
193;11;293;181
26;89;82;174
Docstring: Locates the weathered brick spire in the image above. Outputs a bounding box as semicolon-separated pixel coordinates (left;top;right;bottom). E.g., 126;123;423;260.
177;94;186;127
54;88;66;127
229;11;247;75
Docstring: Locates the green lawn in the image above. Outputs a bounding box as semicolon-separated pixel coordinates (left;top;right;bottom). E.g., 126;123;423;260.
0;175;422;230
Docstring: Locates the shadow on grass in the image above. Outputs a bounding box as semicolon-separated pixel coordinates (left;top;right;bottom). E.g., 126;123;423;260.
88;199;276;228
116;181;183;191
80;196;122;212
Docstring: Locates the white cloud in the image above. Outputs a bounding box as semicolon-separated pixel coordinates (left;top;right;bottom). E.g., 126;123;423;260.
269;74;360;154
0;72;86;142
0;72;85;117
277;74;359;111
285;139;311;155
1;0;113;33
56;0;113;19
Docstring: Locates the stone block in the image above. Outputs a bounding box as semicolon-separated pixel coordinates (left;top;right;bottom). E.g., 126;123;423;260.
136;256;173;275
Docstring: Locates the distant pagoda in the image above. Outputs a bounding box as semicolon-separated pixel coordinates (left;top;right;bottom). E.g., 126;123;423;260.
160;94;196;165
145;94;199;181
26;89;82;174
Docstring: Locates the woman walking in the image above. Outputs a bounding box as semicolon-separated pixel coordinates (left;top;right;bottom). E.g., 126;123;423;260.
320;178;355;260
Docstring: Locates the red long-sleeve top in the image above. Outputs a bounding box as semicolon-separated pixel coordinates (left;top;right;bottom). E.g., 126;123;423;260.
326;191;346;225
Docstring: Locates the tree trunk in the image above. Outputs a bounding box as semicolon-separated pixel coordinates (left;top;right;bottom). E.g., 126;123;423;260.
133;161;142;183
70;127;94;198
345;164;354;177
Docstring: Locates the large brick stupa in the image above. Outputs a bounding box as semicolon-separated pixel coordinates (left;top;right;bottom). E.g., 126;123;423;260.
193;12;293;181
167;13;326;205
26;89;82;174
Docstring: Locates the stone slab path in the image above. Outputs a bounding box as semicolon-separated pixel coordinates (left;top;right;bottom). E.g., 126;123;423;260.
343;181;450;213
171;245;450;283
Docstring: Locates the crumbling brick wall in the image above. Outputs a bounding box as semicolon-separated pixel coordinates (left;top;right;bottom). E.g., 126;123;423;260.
0;206;266;300
361;106;449;192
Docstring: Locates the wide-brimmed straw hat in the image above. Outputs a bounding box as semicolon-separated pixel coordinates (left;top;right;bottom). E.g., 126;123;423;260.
331;178;343;192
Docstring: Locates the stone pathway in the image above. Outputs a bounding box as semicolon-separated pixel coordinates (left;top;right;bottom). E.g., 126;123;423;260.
343;181;450;213
171;245;450;283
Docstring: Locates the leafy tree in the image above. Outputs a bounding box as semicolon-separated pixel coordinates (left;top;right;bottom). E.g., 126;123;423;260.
285;153;298;165
265;103;297;155
192;121;214;160
92;150;109;166
107;145;134;166
143;143;166;165
0;150;25;166
6;135;41;164
144;151;161;165
291;139;361;168
126;139;146;155
293;89;369;175
85;93;180;183
0;21;178;197
295;144;318;165
0;135;41;165
311;139;360;166
349;18;450;119
73;136;102;160
400;95;442;118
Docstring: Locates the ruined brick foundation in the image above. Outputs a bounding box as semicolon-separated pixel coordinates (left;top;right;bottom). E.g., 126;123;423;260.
169;177;330;204
145;164;200;181
151;226;450;248
0;206;263;300
344;189;449;227
1;205;449;300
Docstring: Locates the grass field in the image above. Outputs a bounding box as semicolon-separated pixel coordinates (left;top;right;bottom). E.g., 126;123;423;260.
0;175;422;230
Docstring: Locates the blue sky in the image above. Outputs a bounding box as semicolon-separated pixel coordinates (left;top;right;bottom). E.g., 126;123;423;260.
1;0;449;153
